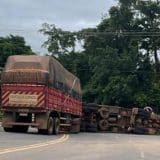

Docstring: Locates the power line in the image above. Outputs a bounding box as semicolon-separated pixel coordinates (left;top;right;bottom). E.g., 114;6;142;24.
1;29;160;35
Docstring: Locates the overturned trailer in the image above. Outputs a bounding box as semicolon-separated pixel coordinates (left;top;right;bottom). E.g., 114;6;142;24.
129;107;160;134
81;103;160;135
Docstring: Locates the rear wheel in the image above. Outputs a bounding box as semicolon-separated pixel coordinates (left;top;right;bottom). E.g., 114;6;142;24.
99;107;109;119
3;127;14;132
38;117;55;135
53;117;60;135
98;119;109;131
47;117;54;135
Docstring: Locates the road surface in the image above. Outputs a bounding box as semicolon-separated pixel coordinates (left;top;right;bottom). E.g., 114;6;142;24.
0;125;160;160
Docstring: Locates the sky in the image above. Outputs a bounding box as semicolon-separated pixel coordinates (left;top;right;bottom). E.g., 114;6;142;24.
0;0;117;54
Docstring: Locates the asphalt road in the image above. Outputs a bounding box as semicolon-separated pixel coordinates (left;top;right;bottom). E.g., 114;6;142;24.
0;125;160;160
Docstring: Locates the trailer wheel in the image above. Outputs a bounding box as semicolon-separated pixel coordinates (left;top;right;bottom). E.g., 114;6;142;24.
47;117;54;135
99;119;109;131
53;117;60;135
99;107;109;119
38;117;54;135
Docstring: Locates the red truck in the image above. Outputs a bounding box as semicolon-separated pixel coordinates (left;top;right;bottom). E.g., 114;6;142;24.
1;55;82;134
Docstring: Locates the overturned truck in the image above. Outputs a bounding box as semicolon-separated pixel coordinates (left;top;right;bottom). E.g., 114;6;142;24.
81;103;160;135
1;55;82;134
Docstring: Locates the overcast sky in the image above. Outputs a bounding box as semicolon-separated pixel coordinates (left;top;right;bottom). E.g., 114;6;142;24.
0;0;117;54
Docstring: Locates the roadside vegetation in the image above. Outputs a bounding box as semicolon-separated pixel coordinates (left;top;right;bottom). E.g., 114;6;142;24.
39;0;160;111
0;0;160;111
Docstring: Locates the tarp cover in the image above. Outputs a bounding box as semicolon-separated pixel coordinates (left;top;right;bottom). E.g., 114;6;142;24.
2;55;81;94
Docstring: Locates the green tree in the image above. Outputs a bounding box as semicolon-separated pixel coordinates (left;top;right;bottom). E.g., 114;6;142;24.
134;0;160;76
40;0;160;109
58;52;91;88
39;23;76;55
0;35;34;67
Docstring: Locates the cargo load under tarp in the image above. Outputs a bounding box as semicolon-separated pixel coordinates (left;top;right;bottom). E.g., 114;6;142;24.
2;55;81;95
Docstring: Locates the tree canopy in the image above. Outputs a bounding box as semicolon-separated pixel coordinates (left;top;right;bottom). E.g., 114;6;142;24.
0;35;34;68
40;0;160;111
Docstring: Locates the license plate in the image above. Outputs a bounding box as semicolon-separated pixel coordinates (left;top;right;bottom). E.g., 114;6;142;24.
18;109;29;113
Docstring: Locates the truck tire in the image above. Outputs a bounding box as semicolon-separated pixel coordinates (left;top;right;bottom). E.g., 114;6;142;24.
144;107;153;113
53;117;60;135
3;127;14;132
47;117;54;135
99;107;109;119
38;117;54;135
138;109;150;119
98;119;109;131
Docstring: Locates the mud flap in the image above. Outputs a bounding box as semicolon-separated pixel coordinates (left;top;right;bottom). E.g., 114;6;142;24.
36;112;49;130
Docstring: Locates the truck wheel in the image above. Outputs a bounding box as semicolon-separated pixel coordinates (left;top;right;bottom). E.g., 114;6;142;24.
38;117;54;135
99;107;109;119
53;117;60;135
47;117;54;135
98;119;109;131
3;127;13;132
